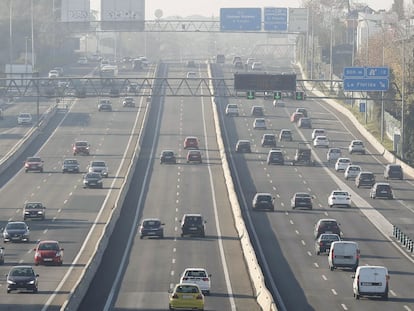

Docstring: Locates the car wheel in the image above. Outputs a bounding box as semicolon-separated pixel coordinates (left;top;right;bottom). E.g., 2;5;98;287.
140;235;143;239
316;250;320;256
180;233;184;237
7;289;10;293
330;266;334;271
169;305;174;311
40;168;43;173
204;290;210;295
383;292;388;300
355;294;360;300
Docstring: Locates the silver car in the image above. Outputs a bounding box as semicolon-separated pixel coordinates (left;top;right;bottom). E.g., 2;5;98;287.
88;160;109;177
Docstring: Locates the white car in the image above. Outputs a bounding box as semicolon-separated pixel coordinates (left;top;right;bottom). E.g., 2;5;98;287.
344;165;361;180
179;268;211;295
348;140;366;154
48;69;59;78
253;118;266;129
186;72;197;79
225;104;239;116
328;190;352;208
313;135;329;148
312;129;326;140
88;160;109;177
17;113;33;125
77;56;88;65
335;157;352;171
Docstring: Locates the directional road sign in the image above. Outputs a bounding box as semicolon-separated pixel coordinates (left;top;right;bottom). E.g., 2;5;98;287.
365;67;389;77
343;78;389;92
264;7;287;31
343;67;364;78
220;8;262;31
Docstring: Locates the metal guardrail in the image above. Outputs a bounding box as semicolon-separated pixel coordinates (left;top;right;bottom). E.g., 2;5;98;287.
393;225;414;252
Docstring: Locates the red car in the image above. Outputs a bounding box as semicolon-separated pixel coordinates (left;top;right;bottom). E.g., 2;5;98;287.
34;240;64;266
184;136;199;149
290;112;304;123
24;156;44;173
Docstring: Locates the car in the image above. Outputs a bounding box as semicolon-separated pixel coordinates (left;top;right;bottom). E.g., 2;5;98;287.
180;214;206;237
290;112;304;123
355;171;376;188
328;190;352;208
327;147;342;162
312;129;326;140
77;56;88;65
314;219;341;239
335;157;352;171
234;61;244;69
82;172;103;189
251;106;264;116
168;283;204;311
122;97;135;107
235;140;251;153
186;71;197;79
184;136;199;149
17;112;33;125
252;193;275;211
295;107;308;117
160;150;177;164
73;141;90;155
313;135;329;148
251;61;263;70
273;100;285;107
232;56;242;64
225;103;239;116
53;67;64;76
186;60;196;67
370;182;393;199
98;99;113;111
139;218;164;239
348;139;366;154
24;156;44;173
279;129;293;141
186;150;202;163
267;149;285;165
0;247;4;264
62;158;80;173
384;164;403;180
6;266;39;293
261;134;277;147
23;202;46;221
127;82;138;93
352;266;390;300
48;69;59;78
292;143;313;166
3;221;30;243
253;118;266;129
34;240;63;266
298;117;312;129
291;192;313;209
88;160;109;177
180;268;211;295
344;165;361;180
246;57;255;67
314;233;341;255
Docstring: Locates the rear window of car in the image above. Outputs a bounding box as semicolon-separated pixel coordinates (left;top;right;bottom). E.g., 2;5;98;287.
389;165;401;171
257;195;272;201
143;220;160;227
186;270;207;277
184;216;202;224
76;142;88;146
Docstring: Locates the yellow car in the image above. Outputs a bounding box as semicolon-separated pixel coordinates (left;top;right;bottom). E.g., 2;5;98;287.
169;283;204;311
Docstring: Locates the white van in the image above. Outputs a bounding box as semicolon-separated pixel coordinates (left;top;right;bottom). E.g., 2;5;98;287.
328;241;360;271
352;266;389;300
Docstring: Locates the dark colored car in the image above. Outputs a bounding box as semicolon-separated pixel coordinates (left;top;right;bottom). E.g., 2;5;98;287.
62;158;80;173
73;141;90;156
252;193;275;211
3;222;30;243
23;202;46;221
370;182;393;199
355;171;375;188
291;192;313;209
236;140;251;153
6;266;39;293
384;164;403;180
296;107;308;117
315;233;341;255
122;97;135;107
139;218;165;239
186;150;202;163
279;129;293;142
180;214;206;237
82;172;103;189
292;147;313;166
34;240;63;266
267;149;284;165
298;117;312;129
251;106;264;116
24;157;44;173
160;150;177;164
314;219;341;239
261;134;277;147
98;100;113;111
184;136;199;149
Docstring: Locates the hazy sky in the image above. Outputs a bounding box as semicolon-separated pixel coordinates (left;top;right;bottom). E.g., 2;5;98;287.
145;1;395;18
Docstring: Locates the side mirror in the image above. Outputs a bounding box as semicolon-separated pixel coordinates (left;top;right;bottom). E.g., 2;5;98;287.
61;248;64;251
351;275;355;279
168;288;173;294
36;274;39;277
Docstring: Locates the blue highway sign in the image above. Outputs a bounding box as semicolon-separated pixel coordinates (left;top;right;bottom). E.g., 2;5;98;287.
343;67;364;78
220;8;262;31
344;78;389;92
264;7;288;31
365;67;389;77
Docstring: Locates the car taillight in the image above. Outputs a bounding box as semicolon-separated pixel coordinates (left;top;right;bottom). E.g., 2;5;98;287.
196;294;203;300
202;277;209;281
172;294;178;299
331;250;334;259
182;277;188;280
319;242;324;246
35;252;41;258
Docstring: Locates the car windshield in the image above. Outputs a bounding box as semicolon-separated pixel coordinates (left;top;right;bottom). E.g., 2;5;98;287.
7;223;26;230
27;157;41;162
65;159;78;164
348;166;360;171
25;203;42;209
257;195;271;202
143;220;160;228
295;193;311;198
11;268;34;277
76;142;88;147
38;242;59;251
86;173;101;178
163;151;174;156
19;113;31;118
377;185;390;190
92;162;106;167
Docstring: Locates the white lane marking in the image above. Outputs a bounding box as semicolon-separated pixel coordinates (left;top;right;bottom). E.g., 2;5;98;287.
58;209;62;213
64;200;68;204
331;289;337;295
390;289;396;296
322;275;327;281
341;304;348;310
295;230;300;235
171;270;174;276
307;251;312;256
404;306;412;311
172;258;175;264
43;229;48;234
52;217;57;221
314;262;319;268
301;240;306;246
290;220;294;225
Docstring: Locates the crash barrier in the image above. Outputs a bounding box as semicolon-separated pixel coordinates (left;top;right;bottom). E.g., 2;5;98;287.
62;64;165;310
393;226;414;252
208;63;278;311
0;103;57;176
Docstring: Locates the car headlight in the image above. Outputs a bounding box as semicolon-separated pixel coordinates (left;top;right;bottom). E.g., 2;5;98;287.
7;280;16;284
28;280;35;284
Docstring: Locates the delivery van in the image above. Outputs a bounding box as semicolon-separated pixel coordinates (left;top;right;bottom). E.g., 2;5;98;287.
328;241;360;271
352;266;389;300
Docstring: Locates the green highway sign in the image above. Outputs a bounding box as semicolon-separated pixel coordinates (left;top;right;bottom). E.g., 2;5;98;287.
247;91;255;99
274;91;282;100
295;91;305;100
